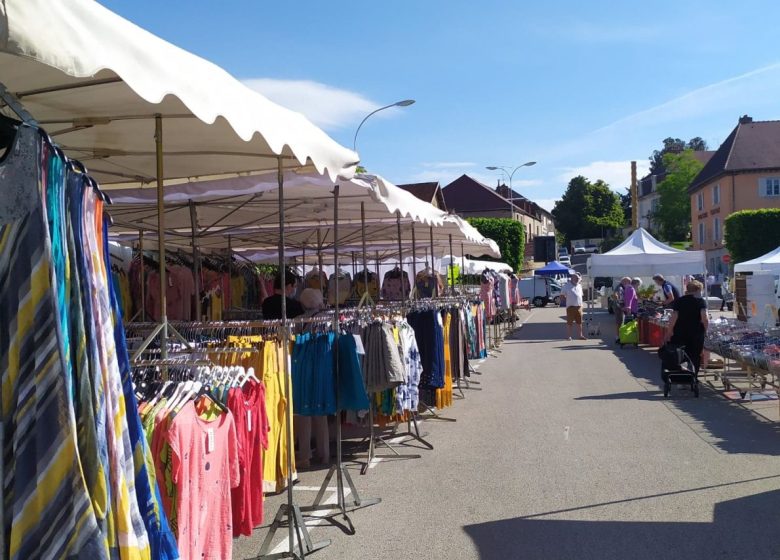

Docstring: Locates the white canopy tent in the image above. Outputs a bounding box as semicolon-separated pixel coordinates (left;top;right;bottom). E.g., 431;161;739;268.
438;256;513;275
734;246;780;275
587;228;706;277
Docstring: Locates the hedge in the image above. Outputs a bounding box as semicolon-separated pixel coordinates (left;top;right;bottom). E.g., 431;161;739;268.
724;208;780;265
465;217;525;272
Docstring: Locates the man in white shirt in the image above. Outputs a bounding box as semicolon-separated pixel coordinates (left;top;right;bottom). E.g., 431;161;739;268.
562;272;586;340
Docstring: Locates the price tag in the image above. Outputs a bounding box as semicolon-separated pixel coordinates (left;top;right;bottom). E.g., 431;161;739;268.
247;410;252;432
353;334;365;355
206;429;215;454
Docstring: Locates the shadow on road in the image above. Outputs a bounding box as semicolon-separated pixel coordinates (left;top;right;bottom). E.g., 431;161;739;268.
464;487;780;560
513;310;780;456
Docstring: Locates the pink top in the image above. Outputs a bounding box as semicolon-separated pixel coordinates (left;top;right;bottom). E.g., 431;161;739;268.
168;401;240;560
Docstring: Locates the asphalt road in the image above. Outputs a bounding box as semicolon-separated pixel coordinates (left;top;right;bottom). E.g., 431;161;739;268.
234;307;780;560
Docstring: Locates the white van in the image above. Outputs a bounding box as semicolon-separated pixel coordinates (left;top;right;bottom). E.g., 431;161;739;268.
519;277;562;307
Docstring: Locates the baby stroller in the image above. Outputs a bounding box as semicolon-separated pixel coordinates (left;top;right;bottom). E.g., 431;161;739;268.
658;343;699;398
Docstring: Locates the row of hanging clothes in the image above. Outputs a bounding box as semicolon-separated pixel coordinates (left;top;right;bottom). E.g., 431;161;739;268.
479;269;520;320
123;252;275;322
0;119;180;559
127;323;296;560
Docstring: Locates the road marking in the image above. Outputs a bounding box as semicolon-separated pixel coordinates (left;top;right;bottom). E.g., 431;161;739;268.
564;426;570;441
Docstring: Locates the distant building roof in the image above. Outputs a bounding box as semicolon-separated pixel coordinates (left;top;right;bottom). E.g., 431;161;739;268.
396;181;447;210
443;174;533;217
689;116;780;192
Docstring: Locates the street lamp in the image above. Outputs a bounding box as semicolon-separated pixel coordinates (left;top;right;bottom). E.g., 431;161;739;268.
486;161;537;217
353;99;416;153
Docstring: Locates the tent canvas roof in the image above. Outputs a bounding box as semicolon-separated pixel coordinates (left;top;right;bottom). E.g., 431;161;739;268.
0;0;358;184
587;228;706;276
734;246;780;274
534;261;574;276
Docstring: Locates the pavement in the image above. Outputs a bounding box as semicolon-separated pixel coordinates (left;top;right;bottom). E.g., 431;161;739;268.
233;307;780;560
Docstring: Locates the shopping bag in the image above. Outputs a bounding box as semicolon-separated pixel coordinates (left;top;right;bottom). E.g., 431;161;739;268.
618;319;639;345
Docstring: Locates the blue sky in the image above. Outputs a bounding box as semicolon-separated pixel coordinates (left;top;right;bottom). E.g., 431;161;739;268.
102;0;780;210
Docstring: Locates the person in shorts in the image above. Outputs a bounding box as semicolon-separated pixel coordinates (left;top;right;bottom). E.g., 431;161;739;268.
562;272;586;340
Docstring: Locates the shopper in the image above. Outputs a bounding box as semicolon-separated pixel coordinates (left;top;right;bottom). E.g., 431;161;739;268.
294;288;330;468
667;280;709;373
261;270;304;319
720;277;732;312
562;272;586;340
652;274;679;306
622;276;638;319
612;279;625;341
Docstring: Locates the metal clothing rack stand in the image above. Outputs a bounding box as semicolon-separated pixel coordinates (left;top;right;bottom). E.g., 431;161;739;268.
299;185;381;529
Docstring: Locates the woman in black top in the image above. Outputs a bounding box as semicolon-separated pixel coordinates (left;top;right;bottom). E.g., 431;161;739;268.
667;280;709;373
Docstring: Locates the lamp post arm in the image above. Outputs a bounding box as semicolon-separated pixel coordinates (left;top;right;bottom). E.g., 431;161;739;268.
353;103;398;152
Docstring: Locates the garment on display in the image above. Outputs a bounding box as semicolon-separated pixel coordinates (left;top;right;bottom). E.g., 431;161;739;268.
0;121;178;560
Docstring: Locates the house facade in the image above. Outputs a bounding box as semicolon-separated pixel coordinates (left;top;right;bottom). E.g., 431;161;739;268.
442;175;554;257
688;116;780;275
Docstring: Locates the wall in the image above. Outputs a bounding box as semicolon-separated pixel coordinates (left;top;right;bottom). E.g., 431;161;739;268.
691;171;780;273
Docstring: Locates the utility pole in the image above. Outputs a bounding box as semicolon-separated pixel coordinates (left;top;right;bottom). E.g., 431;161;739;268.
631;160;638;230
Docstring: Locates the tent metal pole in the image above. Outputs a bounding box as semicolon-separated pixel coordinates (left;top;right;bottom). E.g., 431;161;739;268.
448;234;454;295
317;230;324;294
375;251;381;295
257;159;330;560
139;229;146;322
361;202;370;305
155;114;168;363
411;224;418;298
301;245;306;287
430;227;435;281
461;242;466;295
227;234;232;314
189;200;202;321
397;212;406;302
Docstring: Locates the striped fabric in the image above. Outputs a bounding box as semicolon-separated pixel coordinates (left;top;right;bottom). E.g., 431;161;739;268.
0;125;105;558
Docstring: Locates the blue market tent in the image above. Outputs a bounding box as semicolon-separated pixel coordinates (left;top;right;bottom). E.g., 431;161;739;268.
534;261;575;276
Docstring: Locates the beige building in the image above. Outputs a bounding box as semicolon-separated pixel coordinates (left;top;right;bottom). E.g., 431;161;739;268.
688;116;780;275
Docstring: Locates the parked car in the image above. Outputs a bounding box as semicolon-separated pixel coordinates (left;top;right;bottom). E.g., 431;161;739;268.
584;244;599;253
519;276;562;307
558;248;569;258
559;255;571;266
573;246;586;254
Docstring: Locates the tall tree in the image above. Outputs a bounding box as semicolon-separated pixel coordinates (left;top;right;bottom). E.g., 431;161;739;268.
552;176;625;243
649;136;708;175
652;150;704;241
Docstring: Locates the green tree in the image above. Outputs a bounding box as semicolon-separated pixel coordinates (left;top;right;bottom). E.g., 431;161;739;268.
649;136;709;175
466;218;525;272
652;150;704;241
552;176;624;243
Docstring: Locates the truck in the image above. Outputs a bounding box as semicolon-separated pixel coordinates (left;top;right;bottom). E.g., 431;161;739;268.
518;276;563;307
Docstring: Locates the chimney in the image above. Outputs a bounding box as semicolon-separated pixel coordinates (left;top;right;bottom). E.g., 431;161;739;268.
739;114;753;124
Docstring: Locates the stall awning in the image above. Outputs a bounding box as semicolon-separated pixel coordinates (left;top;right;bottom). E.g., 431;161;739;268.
734;246;780;274
534;261;575;276
107;172;501;258
0;0;358;184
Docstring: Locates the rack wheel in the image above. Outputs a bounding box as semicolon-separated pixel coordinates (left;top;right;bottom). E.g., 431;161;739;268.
663;382;670;398
739;391;746;399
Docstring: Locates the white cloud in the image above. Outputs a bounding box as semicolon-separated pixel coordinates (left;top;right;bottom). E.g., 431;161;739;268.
513;179;544;188
242;78;382;129
594;61;780;134
556;160;650;190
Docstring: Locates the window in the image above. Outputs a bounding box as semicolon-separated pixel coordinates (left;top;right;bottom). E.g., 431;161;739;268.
762;177;780;196
696;192;704;211
713;217;720;242
698;222;705;245
651;198;660;213
712;183;720;205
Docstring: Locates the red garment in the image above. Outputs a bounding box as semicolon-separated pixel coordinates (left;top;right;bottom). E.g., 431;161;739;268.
228;380;270;536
